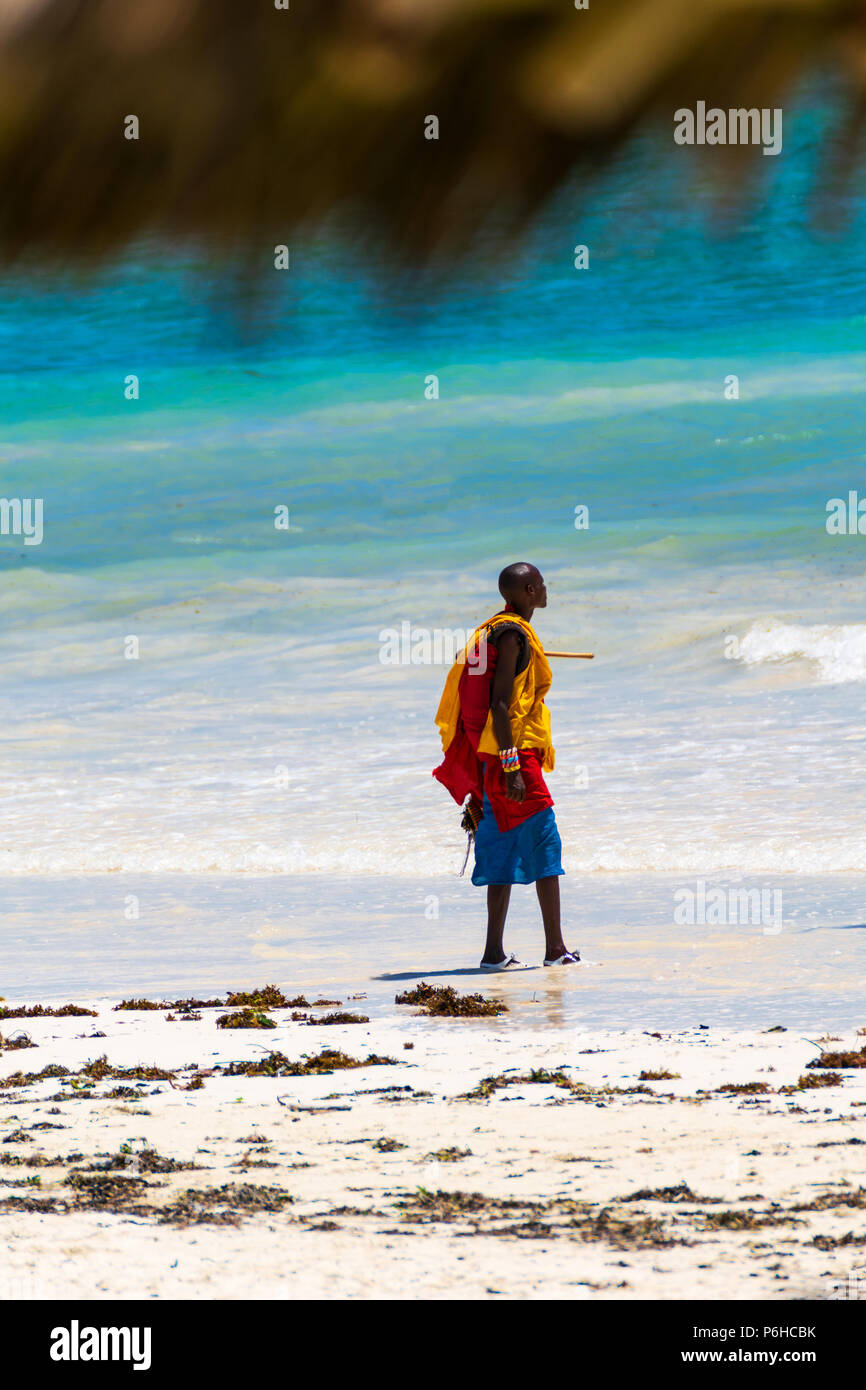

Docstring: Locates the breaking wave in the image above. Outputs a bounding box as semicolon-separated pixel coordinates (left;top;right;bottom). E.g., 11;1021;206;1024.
736;619;866;684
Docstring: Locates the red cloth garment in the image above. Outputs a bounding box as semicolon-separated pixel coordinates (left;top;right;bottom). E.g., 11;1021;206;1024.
480;749;554;833
431;636;492;807
431;716;482;806
432;623;553;832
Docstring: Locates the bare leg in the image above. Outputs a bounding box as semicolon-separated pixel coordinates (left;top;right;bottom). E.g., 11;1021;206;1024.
481;884;511;964
535;876;575;960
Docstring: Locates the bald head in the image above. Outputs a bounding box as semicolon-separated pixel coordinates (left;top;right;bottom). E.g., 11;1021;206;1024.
497;562;547;616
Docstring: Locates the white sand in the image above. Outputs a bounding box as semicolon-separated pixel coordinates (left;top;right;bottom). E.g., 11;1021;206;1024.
1;998;865;1300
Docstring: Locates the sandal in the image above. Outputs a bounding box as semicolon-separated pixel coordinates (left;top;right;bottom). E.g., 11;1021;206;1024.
479;953;528;972
543;950;581;967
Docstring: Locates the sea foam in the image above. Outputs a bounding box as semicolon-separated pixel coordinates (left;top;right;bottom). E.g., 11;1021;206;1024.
737;619;866;684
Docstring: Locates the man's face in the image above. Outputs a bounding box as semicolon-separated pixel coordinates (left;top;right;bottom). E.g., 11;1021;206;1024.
531;573;548;607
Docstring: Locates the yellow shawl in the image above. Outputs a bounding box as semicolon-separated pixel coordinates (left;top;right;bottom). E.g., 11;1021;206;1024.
434;612;554;770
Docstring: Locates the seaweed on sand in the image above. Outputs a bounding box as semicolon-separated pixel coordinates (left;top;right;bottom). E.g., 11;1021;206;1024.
0;1064;69;1089
639;1070;680;1081
792;1188;866;1212
395;982;506;1017
0;1004;96;1020
232;1152;278;1169
459;1069;653;1102
223;1048;396;1077
225;985;292;1009
114;996;225;1011
306;1012;369;1026
812;1232;866;1250
0;1151;77;1169
4;1172;295;1224
167;997;224;1010
780;1072;844;1092
0;1196;63;1214
81;1056;176;1082
713;1081;772;1095
81;1146;201;1174
0;1031;36;1051
216;1010;277;1030
806;1045;866;1069
159;1184;293;1226
554;1208;678;1250
699;1209;802;1231
398;1190;679;1249
463;1068;577;1099
619;1183;720;1204
399;1188;527;1221
66;1171;158;1207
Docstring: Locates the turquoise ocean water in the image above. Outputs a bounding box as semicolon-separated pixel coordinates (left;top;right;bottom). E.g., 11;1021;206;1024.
2;92;866;1019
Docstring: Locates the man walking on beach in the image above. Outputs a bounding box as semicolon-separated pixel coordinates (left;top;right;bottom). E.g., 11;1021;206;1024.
433;563;579;971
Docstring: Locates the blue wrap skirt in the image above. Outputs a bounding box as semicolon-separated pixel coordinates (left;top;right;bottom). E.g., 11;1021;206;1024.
471;793;564;886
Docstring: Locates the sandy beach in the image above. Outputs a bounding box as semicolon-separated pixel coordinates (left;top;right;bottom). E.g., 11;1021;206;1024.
2;986;865;1301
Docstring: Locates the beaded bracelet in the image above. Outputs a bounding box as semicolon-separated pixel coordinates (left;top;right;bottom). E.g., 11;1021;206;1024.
499;746;520;773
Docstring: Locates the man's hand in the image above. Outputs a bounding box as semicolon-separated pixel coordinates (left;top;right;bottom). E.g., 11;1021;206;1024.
505;769;526;802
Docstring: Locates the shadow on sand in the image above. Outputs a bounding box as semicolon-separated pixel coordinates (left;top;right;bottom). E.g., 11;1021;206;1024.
373;966;540;982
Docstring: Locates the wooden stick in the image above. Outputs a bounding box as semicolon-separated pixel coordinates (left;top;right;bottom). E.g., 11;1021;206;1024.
544;650;594;659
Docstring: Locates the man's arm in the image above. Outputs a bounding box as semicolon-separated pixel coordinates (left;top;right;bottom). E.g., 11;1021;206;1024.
490;630;526;802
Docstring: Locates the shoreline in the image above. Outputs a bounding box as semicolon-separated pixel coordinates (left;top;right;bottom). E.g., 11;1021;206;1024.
2;991;865;1300
2;871;866;1034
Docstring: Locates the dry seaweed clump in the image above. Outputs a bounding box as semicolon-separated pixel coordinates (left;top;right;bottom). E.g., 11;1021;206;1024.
169;997;224;1010
224;1049;396;1077
464;1068;579;1100
812;1232;866;1250
620;1184;719;1204
66;1170;157;1208
81;1056;176;1082
0;1031;36;1051
459;1068;654;1102
400;1189;523;1221
794;1188;866;1213
160;1184;292;1226
699;1209;801;1231
396;982;506;1018
306;1012;369;1026
713;1081;772;1095
639;1070;680;1081
780;1073;845;1092
806;1046;866;1069
60;1173;293;1224
82;1146;201;1174
0;1003;96;1020
217;1010;277;1030
0;1063;70;1089
114;995;225;1011
225;985;291;1009
397;1190;677;1249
